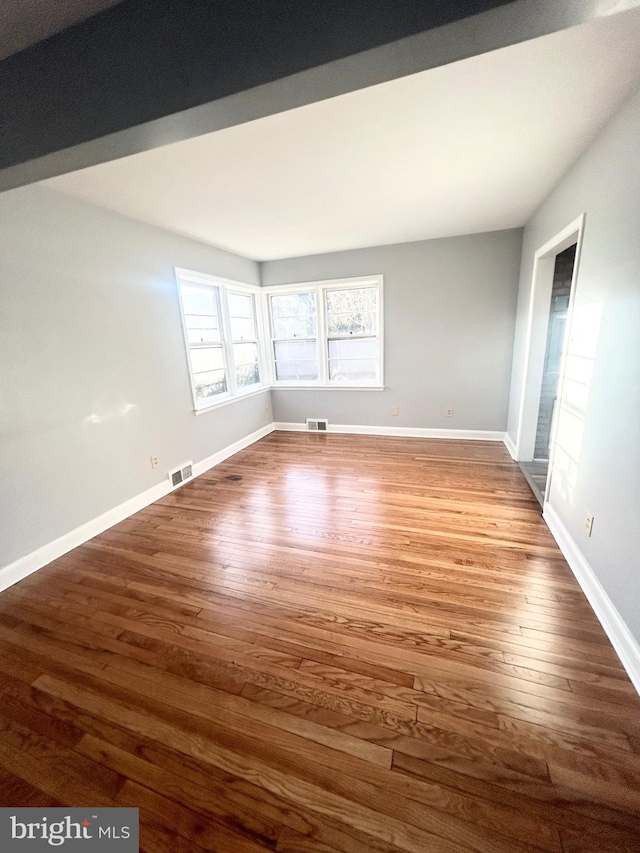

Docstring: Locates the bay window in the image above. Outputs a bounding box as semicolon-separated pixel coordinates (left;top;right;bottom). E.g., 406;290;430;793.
176;270;383;412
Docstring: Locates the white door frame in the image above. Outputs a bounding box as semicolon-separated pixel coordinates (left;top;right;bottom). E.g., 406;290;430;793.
515;214;585;462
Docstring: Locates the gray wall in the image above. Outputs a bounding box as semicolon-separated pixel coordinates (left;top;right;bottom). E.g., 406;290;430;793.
506;86;640;640
0;185;272;568
262;230;522;430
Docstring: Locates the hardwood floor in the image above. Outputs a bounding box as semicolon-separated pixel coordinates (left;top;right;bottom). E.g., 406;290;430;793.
1;431;639;852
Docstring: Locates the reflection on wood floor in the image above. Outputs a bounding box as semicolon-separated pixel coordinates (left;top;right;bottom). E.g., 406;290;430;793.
1;431;639;853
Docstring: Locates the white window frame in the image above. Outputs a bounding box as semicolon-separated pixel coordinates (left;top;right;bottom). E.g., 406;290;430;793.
264;275;384;389
175;268;268;413
266;285;320;387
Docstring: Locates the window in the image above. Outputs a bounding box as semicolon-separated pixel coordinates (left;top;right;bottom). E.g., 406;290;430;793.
326;285;378;382
228;292;261;389
176;270;264;411
176;270;382;411
270;291;318;382
266;276;383;387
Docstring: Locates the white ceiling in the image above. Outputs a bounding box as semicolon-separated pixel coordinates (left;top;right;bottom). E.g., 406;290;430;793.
45;10;640;261
0;0;122;60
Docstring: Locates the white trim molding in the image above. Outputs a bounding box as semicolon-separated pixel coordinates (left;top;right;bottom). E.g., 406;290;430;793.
543;502;640;696
0;423;275;595
274;422;505;441
191;423;274;477
515;214;585;462
503;432;517;460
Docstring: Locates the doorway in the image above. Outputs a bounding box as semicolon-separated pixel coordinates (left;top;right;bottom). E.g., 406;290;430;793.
515;215;584;507
519;245;576;504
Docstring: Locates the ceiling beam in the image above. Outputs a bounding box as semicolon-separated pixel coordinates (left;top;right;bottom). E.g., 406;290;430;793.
1;0;638;192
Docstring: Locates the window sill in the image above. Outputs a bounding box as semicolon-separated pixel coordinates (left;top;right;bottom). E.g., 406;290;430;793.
193;383;385;415
272;384;385;391
194;385;269;414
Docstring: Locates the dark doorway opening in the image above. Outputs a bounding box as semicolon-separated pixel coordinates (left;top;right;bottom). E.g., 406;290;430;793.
519;244;576;505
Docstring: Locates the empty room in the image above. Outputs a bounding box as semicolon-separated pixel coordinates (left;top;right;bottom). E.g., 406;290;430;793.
1;1;640;851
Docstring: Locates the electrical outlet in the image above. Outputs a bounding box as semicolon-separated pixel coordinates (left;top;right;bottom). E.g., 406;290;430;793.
151;455;159;469
446;407;454;418
391;405;399;416
584;512;594;537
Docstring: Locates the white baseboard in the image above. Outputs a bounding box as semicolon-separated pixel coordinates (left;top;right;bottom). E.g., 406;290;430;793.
543;502;640;695
0;481;169;595
191;423;274;477
503;432;517;460
0;423;275;595
273;422;505;441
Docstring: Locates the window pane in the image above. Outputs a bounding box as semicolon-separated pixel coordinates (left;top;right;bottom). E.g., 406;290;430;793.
328;337;377;381
327;311;376;336
271;292;315;318
329;359;377;382
328;338;377;359
230;317;255;340
326;287;377;336
233;342;258;366
326;287;377;313
185;314;218;329
273;316;317;339
271;293;317;339
275;361;319;381
190;347;224;374
195;369;227;402
274;340;317;362
237;363;260;387
233;343;259;388
187;328;219;345
180;284;216;316
227;293;253;318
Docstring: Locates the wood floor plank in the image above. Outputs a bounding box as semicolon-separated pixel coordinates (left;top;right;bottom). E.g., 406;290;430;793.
116;781;276;852
1;432;639;852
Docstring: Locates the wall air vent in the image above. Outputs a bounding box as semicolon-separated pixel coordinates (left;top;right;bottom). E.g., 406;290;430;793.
168;461;194;489
306;419;329;432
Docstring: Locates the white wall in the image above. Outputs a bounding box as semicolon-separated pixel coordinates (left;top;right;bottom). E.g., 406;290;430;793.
262;230;522;431
506;86;640;641
0;185;272;568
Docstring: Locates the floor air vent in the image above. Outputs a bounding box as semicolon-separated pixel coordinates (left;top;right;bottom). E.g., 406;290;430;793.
306;419;328;432
168;462;194;489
